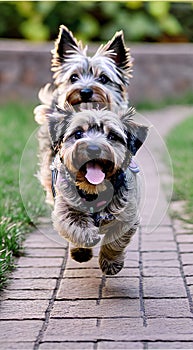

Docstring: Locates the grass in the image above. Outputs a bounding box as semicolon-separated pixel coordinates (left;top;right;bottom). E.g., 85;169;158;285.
166;114;193;222
0;102;48;288
136;90;193;111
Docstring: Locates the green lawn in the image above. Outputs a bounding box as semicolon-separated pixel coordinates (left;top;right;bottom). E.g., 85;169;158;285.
136;90;193;110
0;102;47;288
166;114;193;222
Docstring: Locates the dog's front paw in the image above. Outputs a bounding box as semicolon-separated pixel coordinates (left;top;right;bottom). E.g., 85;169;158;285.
99;253;124;275
80;227;101;247
85;235;100;247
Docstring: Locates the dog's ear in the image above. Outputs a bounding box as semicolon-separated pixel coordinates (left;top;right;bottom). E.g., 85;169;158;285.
103;31;133;74
121;108;149;155
126;123;149;155
52;25;81;66
47;104;73;151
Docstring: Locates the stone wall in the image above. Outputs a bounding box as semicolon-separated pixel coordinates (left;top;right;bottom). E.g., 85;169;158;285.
0;40;193;105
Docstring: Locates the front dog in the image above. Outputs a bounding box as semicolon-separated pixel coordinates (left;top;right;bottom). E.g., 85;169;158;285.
34;25;133;204
47;104;148;275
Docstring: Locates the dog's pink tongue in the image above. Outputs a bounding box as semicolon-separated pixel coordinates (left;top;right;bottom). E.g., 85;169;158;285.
85;163;105;185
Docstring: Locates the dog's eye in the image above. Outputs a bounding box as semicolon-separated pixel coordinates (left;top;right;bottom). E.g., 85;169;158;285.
108;132;125;145
98;74;110;84
108;132;119;142
74;130;84;139
70;74;79;83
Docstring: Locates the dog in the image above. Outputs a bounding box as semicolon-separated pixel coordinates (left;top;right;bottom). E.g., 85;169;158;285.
46;103;148;275
34;25;133;205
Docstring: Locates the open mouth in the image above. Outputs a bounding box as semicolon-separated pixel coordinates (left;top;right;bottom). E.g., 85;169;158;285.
77;159;115;185
85;161;105;185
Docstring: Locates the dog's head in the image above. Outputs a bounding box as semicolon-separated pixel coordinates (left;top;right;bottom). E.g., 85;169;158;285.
48;104;148;196
49;25;133;108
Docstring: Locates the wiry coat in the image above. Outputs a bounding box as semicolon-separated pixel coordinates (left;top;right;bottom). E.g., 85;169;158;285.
47;105;148;275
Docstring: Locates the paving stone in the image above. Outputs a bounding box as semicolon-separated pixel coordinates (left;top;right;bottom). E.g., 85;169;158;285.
23;238;65;248
176;234;193;243
25;248;66;257
43;319;98;341
144;318;193;341
99;318;143;340
56;278;101;299
141;226;173;234
65;267;139;278
186;276;193;285
0;342;34;349
145;298;191;317
0;300;48;319
99;317;193;341
179;243;193;252
124;251;139;268
143;277;187;298
11;267;61;279
142;232;174;241
6;278;57;290
115;268;140;277
17;257;63;267
98;341;143;349
143;267;181;277
39;342;94;349
189;285;193;296
183;265;193;276
142;252;178;261
0;320;42;341
51;299;141;318
181;253;193;265
64;268;102;278
103;277;139;298
142;234;174;242
0;289;52;300
148;341;193;349
143;259;180;268
125;251;139;260
141;241;176;252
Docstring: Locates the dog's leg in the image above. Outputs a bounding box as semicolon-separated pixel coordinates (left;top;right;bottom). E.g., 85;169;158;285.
37;124;54;205
99;222;138;275
52;194;100;248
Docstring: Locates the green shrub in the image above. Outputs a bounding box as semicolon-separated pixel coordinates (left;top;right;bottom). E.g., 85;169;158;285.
0;1;192;43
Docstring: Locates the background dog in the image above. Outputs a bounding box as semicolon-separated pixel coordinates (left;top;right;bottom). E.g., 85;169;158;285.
47;104;148;275
34;25;133;205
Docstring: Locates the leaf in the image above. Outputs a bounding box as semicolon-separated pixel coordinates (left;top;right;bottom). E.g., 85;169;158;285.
148;1;170;19
160;14;183;35
20;18;50;41
126;1;143;10
37;1;57;17
77;14;100;41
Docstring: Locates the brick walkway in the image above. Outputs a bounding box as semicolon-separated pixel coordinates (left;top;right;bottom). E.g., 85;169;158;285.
1;106;193;350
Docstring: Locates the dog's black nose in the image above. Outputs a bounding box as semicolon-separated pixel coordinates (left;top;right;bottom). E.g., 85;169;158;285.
80;88;93;102
87;144;101;158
